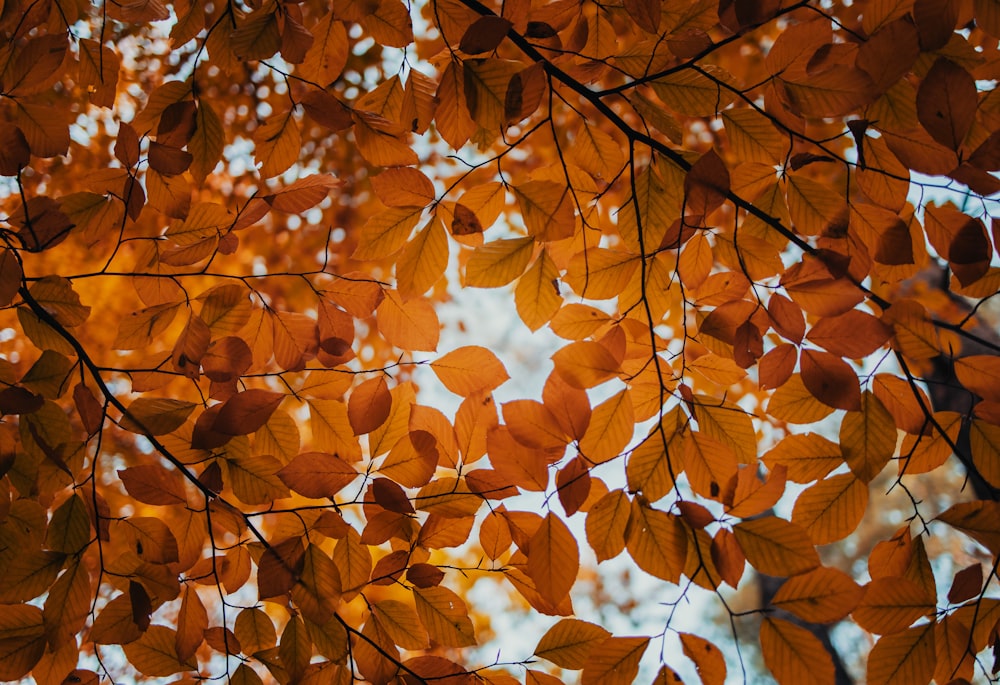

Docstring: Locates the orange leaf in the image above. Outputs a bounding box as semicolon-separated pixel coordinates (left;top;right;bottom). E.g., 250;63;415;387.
853;577;934;635
585;489;630;562
724;464;787;518
866;622;936;685
376;290;440;352
534;618;611;669
277;452;358;499
431;345;509;396
551;341;621;389
733;516;819;577
680;632;726;685
527;513;579;606
760;617;835;685
791;473;868;545
916;58;976;150
626;500;687;583
118;464;187;506
348;376;393;435
581;636;648;685
772;567;864;623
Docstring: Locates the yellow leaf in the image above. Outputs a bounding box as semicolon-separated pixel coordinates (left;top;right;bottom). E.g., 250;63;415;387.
372;599;429;650
766;374;836;424
733;515;819;577
772;567;864;623
395;217;448;299
253;110;299;178
413;586;476;647
791;473;869;545
462;58;518;131
353;110;418;167
122;625;197;677
651;65;736;116
515;250;562;331
760;617;835;685
352;206;423;261
785;173;847;237
571;122;624;180
693;396;756;463
360;0;413;47
840;391;897;483
465;237;535;287
307;399;362;461
513;180;575;242
581;636;649;685
565;248;639;300
722;109;786;165
189;100;224;182
234;608;276;655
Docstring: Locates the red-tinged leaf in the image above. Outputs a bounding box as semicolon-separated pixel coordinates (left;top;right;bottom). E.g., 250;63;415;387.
800;349;861;411
760;617;835;685
212;390;283;435
623;0;660;33
759;343;797;390
526;513;579;606
459;16;512;54
266;174;341;213
347;376;392;435
430;345;509;396
0;248;23;306
709;528;746;588
407;563;445;588
277;452;358;499
581;636;649;685
556;456;591;517
684;149;730;217
917;58;977;150
175;586;207;661
118;464;187;506
0;123;30;176
947;563;983;605
806;310;892;359
680;632;726;685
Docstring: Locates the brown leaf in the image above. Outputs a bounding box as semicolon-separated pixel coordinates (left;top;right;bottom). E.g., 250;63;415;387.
459;16;512;54
917;58;977;150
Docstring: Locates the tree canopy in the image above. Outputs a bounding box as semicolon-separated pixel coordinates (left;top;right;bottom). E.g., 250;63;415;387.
1;0;999;682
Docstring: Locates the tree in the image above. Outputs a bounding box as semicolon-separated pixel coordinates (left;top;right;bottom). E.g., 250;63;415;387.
0;0;999;682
